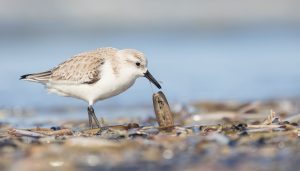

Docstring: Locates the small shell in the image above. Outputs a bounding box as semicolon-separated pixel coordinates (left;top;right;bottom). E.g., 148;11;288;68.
153;91;174;129
7;129;45;138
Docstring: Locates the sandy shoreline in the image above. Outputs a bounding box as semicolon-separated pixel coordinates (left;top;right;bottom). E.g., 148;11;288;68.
1;99;300;171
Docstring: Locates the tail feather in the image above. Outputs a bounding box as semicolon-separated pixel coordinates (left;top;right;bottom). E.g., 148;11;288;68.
20;71;52;83
20;74;31;80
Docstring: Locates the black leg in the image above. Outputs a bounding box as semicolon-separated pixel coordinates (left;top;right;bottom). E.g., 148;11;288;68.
87;109;93;128
88;106;102;128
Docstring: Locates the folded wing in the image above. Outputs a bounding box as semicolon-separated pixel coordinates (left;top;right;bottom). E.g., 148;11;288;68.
21;51;106;85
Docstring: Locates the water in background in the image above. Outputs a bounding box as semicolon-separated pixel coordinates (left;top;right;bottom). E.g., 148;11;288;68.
1;28;300;110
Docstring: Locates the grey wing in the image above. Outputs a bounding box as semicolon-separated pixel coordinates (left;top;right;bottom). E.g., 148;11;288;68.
50;54;105;84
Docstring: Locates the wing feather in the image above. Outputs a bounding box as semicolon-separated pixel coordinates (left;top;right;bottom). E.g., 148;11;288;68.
21;47;117;85
51;51;106;84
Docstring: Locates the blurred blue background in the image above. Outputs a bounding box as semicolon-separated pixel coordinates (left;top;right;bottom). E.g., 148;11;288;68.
0;0;300;109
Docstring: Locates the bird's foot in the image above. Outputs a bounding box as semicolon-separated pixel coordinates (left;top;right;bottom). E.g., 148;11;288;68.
87;106;103;129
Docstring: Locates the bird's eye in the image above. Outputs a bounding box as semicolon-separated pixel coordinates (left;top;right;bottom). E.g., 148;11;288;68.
136;62;141;67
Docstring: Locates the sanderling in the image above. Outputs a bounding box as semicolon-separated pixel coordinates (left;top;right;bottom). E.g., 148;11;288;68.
20;47;161;128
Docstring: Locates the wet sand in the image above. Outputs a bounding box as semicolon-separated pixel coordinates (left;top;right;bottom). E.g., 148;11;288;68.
1;99;300;171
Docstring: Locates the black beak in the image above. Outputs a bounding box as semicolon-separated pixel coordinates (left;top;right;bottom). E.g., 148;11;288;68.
144;70;162;89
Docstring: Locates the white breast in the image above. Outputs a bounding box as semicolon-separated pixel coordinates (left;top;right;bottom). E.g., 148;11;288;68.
92;65;137;103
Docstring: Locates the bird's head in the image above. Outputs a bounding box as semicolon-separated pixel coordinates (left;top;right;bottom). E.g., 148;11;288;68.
117;49;161;89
